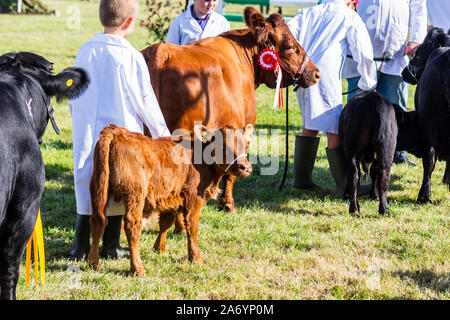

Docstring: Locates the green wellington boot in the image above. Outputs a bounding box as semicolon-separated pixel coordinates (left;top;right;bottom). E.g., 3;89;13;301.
326;146;372;198
292;136;320;189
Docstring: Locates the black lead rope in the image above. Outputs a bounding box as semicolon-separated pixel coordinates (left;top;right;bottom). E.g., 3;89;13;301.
22;73;60;135
279;86;289;191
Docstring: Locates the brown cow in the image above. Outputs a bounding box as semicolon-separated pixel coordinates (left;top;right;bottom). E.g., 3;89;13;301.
141;7;319;229
87;124;253;275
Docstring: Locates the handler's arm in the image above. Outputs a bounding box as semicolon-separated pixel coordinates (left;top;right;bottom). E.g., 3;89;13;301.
346;17;377;91
121;60;171;138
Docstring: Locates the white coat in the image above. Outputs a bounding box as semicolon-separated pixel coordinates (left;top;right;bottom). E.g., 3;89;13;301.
345;0;427;78
69;33;170;215
287;0;377;134
427;0;450;33
166;5;230;45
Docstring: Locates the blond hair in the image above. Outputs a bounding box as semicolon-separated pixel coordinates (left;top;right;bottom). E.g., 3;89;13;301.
99;0;139;28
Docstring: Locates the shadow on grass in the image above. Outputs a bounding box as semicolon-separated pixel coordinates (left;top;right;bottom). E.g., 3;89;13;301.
225;154;340;215
392;270;449;294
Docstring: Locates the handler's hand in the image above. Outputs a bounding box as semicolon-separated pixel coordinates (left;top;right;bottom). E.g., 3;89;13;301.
404;41;420;58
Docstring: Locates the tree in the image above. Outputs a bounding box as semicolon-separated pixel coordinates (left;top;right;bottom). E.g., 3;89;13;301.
141;0;184;44
0;0;55;14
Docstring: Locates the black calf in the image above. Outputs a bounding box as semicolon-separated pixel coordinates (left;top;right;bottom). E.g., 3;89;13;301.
401;28;450;203
339;91;398;215
0;52;89;299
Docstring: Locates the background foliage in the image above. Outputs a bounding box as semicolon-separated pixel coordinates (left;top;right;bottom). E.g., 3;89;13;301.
141;0;184;43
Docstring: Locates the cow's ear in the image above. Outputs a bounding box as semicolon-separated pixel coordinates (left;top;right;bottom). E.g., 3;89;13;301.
42;67;90;102
267;13;285;29
244;6;265;28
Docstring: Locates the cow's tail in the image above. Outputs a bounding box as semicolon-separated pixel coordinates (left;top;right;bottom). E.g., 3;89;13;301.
90;125;117;226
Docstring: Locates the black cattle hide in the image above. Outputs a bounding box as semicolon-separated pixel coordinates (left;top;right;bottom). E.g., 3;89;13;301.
401;28;450;203
0;52;89;300
339;91;397;215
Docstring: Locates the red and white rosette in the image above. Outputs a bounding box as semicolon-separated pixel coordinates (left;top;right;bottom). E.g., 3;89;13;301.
257;48;283;110
257;48;279;71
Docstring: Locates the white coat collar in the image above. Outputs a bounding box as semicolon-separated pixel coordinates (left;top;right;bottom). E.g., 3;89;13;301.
321;0;347;5
90;33;134;49
185;5;216;29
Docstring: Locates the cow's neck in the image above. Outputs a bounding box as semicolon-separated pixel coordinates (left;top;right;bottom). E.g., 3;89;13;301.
223;30;263;88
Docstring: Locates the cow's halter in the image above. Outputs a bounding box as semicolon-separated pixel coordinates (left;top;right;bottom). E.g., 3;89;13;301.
214;153;248;174
405;64;420;84
22;73;60;135
264;44;310;83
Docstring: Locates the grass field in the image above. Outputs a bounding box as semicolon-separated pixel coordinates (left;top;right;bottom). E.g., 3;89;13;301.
1;0;448;300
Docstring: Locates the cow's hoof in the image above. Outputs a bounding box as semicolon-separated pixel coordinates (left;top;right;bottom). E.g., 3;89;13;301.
219;202;235;213
131;266;145;276
417;197;432;204
173;228;186;235
87;257;99;270
350;211;360;218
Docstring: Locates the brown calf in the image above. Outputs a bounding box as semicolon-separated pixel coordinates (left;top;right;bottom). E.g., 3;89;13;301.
87;124;253;275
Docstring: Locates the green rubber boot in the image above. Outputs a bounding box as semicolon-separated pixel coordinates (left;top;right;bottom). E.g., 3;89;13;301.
326;146;372;198
292;136;320;190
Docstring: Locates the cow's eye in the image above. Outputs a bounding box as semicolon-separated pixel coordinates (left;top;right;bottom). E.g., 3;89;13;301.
285;45;294;50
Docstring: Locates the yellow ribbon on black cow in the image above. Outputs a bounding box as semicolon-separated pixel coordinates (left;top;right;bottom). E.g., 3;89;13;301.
25;209;45;288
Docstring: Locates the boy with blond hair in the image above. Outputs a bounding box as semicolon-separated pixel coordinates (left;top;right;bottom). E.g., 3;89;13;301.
69;0;170;260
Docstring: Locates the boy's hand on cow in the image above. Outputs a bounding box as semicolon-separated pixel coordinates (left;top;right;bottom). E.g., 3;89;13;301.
404;41;420;58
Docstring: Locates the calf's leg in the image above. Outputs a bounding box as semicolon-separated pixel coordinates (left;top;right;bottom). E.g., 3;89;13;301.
123;197;145;276
173;211;186;234
154;212;176;252
377;167;391;215
347;157;360;215
87;214;107;270
417;147;436;203
369;160;380;201
185;198;203;262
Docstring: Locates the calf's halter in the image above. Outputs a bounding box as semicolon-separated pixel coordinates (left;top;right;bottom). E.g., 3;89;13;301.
223;153;248;173
22;73;60;135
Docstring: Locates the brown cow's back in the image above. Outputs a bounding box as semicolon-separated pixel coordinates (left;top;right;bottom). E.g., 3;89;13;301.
144;31;258;133
93;126;192;219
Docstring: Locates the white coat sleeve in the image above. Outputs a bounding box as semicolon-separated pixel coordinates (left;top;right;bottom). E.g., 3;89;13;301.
409;0;427;43
166;18;180;44
287;11;303;42
120;62;171;138
346;17;377;91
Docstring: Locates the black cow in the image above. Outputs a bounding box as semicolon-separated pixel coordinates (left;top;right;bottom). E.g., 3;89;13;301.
0;52;89;300
339;91;398;215
401;27;450;203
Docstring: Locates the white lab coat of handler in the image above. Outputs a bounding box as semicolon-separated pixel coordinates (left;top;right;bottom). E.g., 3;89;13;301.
69;33;171;216
287;0;377;134
166;5;230;45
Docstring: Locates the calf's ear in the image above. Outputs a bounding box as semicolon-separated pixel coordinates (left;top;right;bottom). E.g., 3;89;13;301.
244;124;253;143
43;67;90;102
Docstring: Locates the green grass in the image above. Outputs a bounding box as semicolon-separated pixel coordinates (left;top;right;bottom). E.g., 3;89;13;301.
1;0;448;300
